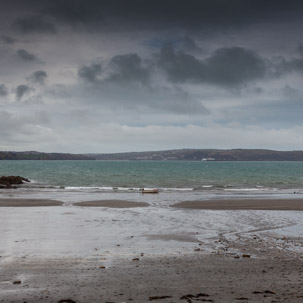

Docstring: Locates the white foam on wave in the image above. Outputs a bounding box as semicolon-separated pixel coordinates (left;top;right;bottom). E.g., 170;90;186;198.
65;186;113;190
28;179;38;184
64;186;194;192
224;188;267;191
160;187;193;191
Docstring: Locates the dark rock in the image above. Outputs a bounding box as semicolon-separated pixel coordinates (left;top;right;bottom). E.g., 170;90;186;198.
13;280;21;284
181;294;213;302
180;294;195;299
264;290;275;294
57;300;76;303
0;176;30;188
196;293;210;297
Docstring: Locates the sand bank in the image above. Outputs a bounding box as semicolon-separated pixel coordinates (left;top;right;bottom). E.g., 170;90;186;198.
74;199;149;208
0;198;63;207
172;198;303;210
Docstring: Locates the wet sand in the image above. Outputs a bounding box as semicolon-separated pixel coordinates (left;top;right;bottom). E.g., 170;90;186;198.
172;198;303;210
1;253;303;303
1;197;303;302
74;200;149;208
0;198;63;207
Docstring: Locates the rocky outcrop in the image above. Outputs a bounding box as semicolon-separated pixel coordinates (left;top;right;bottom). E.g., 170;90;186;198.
0;176;30;188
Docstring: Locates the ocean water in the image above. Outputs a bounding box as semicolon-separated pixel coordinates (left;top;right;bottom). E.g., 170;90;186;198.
1;160;303;201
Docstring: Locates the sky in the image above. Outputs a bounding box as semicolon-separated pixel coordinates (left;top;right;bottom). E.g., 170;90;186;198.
1;0;303;153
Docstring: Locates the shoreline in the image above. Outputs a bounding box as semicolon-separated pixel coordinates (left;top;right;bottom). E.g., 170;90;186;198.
1;198;303;210
74;200;149;208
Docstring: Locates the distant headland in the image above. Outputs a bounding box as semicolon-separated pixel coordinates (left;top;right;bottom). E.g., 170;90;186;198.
1;149;303;161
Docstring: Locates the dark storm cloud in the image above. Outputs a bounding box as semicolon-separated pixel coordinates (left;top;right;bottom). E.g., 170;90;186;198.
147;36;202;53
297;44;303;56
6;0;303;33
14;15;56;34
79;46;267;89
78;64;102;83
16;85;32;100
281;57;303;75
16;49;38;62
0;84;8;96
77;54;207;114
79;54;150;85
46;0;303;31
107;54;150;85
1;35;15;44
177;36;202;53
272;48;303;77
157;46;266;86
205;47;266;86
28;70;48;84
156;46;203;82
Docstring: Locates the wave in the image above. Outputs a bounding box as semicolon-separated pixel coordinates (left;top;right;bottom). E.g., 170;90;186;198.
224;188;267;191
65;186;194;192
12;181;297;194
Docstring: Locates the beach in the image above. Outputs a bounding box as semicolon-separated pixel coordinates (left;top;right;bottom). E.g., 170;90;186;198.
0;197;303;302
1;253;303;303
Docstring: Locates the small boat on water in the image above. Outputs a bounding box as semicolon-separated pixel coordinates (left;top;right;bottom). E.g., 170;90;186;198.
141;188;159;194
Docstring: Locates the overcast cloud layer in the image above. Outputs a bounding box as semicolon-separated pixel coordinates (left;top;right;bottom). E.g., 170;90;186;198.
0;0;303;152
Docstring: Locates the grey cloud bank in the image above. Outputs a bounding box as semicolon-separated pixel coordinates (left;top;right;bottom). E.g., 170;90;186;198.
1;35;15;44
16;49;38;62
28;70;48;84
14;15;57;35
0;0;303;152
156;46;266;86
0;84;8;96
8;0;303;32
16;85;33;100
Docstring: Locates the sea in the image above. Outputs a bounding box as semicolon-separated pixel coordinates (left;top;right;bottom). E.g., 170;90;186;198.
1;160;303;203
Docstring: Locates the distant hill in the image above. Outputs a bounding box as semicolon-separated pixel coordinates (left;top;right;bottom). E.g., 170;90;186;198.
2;149;303;161
0;151;94;160
89;149;303;161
